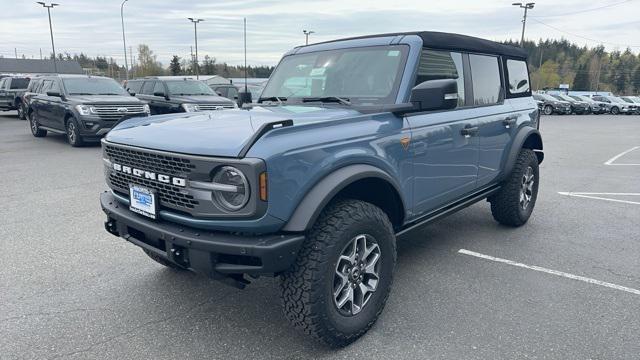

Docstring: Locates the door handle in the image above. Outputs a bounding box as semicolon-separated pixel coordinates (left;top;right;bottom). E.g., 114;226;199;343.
502;116;518;128
460;126;479;138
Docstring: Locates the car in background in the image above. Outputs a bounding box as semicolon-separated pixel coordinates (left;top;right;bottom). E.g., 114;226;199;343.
620;96;640;114
568;95;608;114
550;94;590;114
592;95;635;115
0;76;30;116
533;93;571;115
126;77;236;114
211;82;266;104
28;75;150;147
17;77;45;120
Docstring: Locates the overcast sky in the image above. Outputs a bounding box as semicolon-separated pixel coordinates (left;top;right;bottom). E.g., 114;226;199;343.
1;0;639;67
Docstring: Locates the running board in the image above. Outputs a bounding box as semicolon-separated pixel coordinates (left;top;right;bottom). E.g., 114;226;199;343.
396;184;501;238
39;126;65;134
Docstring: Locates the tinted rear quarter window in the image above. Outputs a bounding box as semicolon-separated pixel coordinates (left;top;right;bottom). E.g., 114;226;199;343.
153;82;165;95
141;81;155;95
416;50;465;106
469;54;501;106
127;81;143;94
506;60;530;95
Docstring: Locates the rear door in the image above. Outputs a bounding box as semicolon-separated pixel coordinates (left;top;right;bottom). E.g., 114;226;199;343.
34;79;55;126
470;54;517;187
48;78;66;130
0;78;9;108
408;50;481;215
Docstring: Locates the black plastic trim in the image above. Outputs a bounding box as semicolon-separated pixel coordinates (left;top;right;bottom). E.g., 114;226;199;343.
237;119;293;158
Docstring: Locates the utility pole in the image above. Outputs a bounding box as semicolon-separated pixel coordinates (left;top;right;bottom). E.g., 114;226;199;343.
129;46;133;78
37;2;59;73
120;0;129;80
39;48;43;60
536;47;543;90
15;48;18;59
512;2;534;47
303;29;315;45
188;18;204;79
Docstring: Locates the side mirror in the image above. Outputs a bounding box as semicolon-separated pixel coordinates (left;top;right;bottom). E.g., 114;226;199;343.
153;91;165;97
238;90;252;107
47;91;62;97
410;79;458;112
128;92;136;96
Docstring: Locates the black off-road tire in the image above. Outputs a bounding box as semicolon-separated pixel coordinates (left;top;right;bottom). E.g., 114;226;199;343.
280;199;396;347
490;149;539;227
29;111;47;137
65;116;85;147
142;248;186;270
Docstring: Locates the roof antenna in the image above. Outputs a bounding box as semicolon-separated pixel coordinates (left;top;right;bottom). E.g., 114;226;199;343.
238;17;252;107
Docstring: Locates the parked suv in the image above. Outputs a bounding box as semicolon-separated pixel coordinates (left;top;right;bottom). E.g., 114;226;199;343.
592;95;633;115
569;94;608;114
28;75;150;147
126;77;236;114
0;76;30;116
100;31;543;346
620;96;640;114
533;93;571;115
550;93;589;114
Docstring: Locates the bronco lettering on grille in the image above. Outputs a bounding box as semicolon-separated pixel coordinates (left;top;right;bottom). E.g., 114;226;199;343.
112;163;186;187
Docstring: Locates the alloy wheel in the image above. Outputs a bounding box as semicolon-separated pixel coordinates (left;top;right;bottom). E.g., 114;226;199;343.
520;166;535;210
30;114;38;134
67;121;76;144
333;234;381;316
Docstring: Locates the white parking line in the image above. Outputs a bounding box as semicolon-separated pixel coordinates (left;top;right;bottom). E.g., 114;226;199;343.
458;249;640;296
558;192;640;205
604;146;640;165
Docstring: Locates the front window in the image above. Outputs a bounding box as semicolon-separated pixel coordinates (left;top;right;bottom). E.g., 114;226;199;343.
260;45;409;105
63;77;128;96
165;80;215;96
10;78;30;89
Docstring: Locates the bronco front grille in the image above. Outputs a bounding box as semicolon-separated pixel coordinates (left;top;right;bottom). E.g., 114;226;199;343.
104;144;199;211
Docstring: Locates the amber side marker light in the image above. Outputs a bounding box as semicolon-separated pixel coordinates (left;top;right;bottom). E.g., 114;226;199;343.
259;172;268;201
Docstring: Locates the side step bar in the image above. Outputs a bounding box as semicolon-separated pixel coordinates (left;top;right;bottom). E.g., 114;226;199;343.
396;184;501;238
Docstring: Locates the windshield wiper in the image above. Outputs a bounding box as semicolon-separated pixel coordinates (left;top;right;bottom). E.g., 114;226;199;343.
69;92;94;95
301;96;351;106
97;93;122;95
259;96;286;104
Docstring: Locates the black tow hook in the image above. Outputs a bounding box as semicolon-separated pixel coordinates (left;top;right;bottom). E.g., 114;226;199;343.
104;219;119;236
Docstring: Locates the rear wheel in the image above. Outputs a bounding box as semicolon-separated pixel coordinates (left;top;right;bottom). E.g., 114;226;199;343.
543;105;553;115
280;199;396;347
66;117;85;147
610;106;620;115
490;149;539;227
29;111;47;137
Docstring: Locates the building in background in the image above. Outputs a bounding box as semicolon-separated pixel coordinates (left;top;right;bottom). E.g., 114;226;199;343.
0;58;83;75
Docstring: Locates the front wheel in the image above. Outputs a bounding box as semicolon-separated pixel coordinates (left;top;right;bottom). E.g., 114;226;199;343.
543;105;553;115
280;199;396;347
490;149;540;227
610;106;620;115
66;117;85;147
17;102;26;120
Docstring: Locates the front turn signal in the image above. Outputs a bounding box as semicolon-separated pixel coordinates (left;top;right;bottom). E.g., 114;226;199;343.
259;172;268;201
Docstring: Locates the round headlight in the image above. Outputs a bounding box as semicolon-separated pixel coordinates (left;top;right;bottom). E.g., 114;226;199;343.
212;166;250;211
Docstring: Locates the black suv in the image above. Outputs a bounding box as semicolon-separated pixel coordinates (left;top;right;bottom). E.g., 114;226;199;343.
126;78;235;114
0;76;30;116
28;75;149;147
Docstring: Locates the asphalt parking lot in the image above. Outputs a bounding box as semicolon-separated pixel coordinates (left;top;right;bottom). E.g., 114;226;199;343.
1;111;639;359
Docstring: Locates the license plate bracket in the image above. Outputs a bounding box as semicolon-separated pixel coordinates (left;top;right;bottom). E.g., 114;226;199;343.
129;184;157;220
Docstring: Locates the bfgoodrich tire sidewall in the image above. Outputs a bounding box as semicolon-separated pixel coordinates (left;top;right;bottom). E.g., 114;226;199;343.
323;217;395;336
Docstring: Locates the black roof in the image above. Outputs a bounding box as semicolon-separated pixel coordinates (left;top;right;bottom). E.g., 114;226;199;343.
0;58;84;74
314;31;528;59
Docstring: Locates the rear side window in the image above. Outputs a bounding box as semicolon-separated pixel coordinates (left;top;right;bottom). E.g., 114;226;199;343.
127;81;143;94
141;81;155;95
415;50;465;106
469;54;501;106
10;78;30;89
506;60;530;95
153;82;165;95
40;80;54;94
0;79;6;89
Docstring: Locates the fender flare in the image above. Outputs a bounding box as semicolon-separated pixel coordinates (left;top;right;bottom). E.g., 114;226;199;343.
282;164;405;232
502;126;543;180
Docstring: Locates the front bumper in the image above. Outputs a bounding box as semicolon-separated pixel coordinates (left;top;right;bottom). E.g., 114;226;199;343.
553;105;572;114
100;192;305;277
78;113;148;139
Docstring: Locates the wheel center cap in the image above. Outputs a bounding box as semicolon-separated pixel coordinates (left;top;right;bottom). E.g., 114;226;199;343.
350;268;361;280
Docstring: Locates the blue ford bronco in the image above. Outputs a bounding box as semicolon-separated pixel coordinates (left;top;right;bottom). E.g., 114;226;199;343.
100;31;543;346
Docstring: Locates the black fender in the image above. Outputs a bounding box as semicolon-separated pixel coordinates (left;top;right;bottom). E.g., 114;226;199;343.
502;126;543;181
282;164;405;232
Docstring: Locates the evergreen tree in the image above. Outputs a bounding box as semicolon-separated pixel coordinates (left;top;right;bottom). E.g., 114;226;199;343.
572;63;590;90
169;55;182;75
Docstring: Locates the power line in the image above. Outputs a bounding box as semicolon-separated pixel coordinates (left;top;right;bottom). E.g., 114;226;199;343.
530;0;635;18
530;18;640;49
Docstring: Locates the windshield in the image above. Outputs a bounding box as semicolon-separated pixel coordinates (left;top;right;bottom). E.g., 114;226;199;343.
539;94;558;101
551;94;568;102
166;80;215;96
607;96;625;103
10;78;30;89
570;95;587;102
63;77;128;96
260;45;409;105
621;97;634;103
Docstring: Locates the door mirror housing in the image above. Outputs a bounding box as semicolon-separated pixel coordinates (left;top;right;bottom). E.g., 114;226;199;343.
410;79;459;112
153;91;166;98
47;90;62;97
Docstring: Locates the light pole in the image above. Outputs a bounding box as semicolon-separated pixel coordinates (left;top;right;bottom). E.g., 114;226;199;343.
120;0;129;80
303;29;314;45
37;2;59;73
188;17;204;79
512;2;534;47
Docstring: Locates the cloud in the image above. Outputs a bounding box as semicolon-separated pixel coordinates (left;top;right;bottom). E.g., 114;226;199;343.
1;0;638;66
